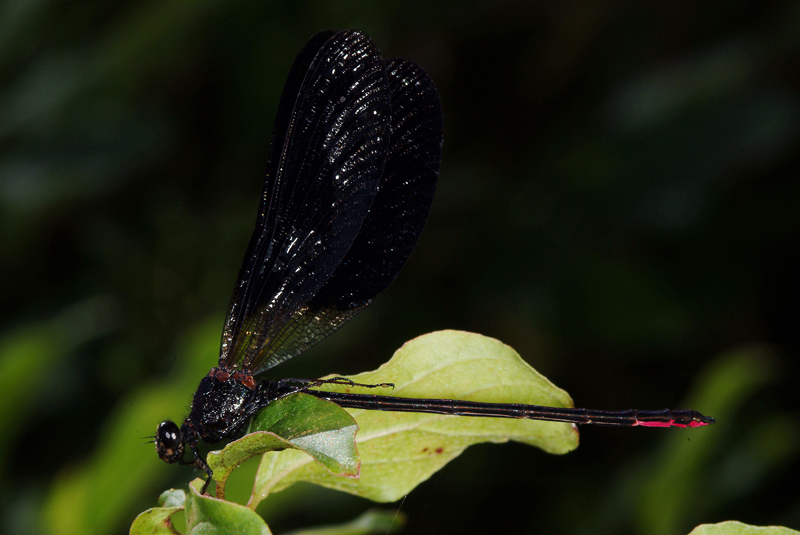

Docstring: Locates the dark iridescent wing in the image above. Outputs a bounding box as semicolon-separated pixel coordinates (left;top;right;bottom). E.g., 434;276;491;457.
247;57;444;374
219;30;391;371
310;58;442;309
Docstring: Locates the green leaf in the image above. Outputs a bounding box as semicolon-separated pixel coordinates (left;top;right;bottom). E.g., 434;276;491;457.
159;489;187;508
129;489;185;535
249;330;578;506
688;521;800;535
184;479;272;535
130;508;182;535
207;393;359;497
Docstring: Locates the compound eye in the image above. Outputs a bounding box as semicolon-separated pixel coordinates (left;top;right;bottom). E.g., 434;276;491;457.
155;421;184;464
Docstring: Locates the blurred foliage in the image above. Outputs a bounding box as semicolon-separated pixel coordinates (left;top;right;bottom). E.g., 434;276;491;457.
1;1;798;534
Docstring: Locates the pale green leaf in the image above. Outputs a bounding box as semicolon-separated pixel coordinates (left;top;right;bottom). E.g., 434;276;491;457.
250;330;578;506
688;521;800;535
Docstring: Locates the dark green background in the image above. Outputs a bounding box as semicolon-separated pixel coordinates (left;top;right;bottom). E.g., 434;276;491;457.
1;1;798;534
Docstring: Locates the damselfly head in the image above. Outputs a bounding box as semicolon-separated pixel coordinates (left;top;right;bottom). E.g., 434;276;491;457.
155;420;184;464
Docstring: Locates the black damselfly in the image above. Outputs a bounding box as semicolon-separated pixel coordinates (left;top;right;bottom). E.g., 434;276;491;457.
153;30;714;493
